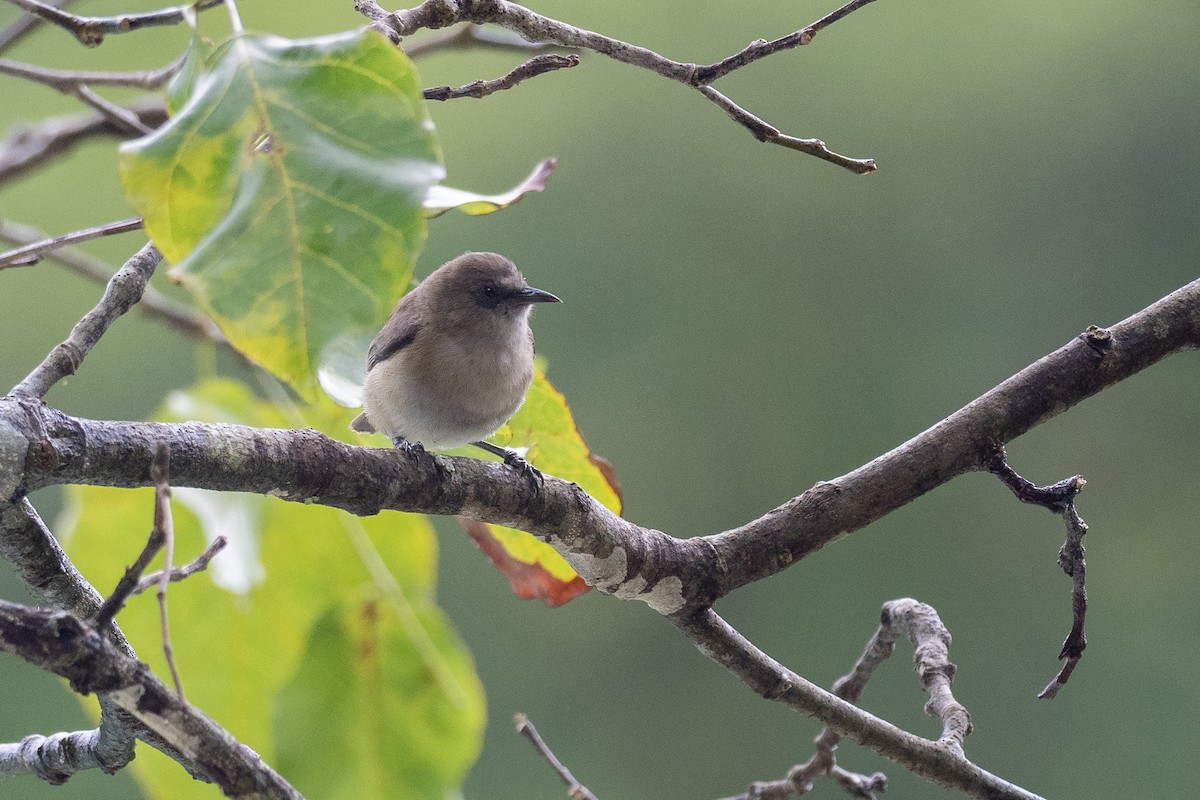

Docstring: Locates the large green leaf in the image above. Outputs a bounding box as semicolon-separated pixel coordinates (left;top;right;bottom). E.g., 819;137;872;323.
275;594;483;800
119;30;443;402
60;379;484;799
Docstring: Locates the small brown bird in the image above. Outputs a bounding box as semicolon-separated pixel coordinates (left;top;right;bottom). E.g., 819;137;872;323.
350;252;560;480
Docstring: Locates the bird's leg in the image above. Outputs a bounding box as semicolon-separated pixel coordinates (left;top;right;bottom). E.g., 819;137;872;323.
391;436;426;462
472;440;544;491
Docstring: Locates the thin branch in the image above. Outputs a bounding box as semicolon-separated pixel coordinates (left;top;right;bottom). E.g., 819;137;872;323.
0;53;184;89
1038;501;1087;700
697;85;875;173
69;84;156;134
0;97;167;183
674;608;1041;800
515;714;599;800
0;217;144;269
9;241;159;399
4;0;225;48
423;52;579;101
986;448;1090;698
723;600;966;800
92;443;173;630
0;219;228;349
135;535;227;595
0;0;76;54
693;0;882;84
986;447;1085;514
151;443;186;703
358;0;878;172
0;599;302;798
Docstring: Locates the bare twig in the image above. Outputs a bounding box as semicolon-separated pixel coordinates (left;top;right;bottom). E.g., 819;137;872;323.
0;97;167;183
717;600;968;800
70;84;156;134
987;447;1090;697
0;217;144;269
0;53;176;133
0;729;124;783
423;52;579;101
150;443;186;703
1039;502;1088;699
10;241;159;399
358;0;878;172
0;219;228;348
90;446;169;631
697;85;874;172
674;608;1041;800
90;444;194;702
4;0;225;48
515;714;599;800
0;53;184;89
0;0;76;54
135;536;227;595
987;447;1085;514
693;0;883;84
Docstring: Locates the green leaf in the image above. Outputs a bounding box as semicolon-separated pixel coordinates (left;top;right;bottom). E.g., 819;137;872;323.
60;379;484;799
119;29;444;401
164;35;213;116
275;596;484;800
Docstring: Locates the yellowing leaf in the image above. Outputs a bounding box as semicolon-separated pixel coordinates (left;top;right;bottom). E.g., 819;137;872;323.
461;367;623;605
119;30;444;402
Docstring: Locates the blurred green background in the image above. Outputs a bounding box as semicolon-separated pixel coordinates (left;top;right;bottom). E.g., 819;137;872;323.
2;1;1199;798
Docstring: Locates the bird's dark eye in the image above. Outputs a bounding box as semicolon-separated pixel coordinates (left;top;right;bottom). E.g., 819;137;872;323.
475;282;502;308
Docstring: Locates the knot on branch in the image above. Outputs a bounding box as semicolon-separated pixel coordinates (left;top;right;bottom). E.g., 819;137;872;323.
1081;324;1112;354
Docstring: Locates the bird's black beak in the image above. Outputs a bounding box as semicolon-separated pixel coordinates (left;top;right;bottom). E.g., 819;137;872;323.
515;286;562;304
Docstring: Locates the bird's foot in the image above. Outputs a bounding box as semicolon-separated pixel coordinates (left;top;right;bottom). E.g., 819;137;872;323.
472;441;544;493
391;437;426;462
502;450;545;493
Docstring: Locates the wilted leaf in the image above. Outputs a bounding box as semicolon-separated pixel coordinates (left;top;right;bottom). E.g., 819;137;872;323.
424;157;557;217
459;518;589;606
460;367;622;605
61;379;484;800
119;29;443;401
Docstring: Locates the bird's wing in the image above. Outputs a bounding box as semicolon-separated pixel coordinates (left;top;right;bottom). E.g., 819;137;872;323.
366;316;421;373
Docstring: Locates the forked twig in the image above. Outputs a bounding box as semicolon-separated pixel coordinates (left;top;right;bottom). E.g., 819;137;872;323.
5;0;225;47
358;0;879;172
987;446;1089;698
423;53;579;101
